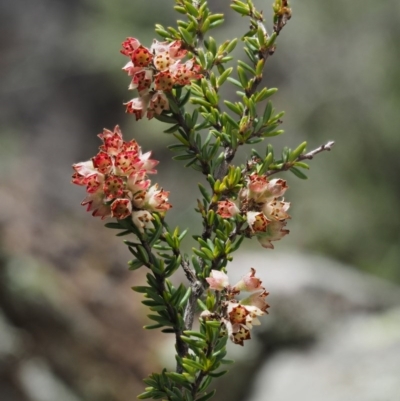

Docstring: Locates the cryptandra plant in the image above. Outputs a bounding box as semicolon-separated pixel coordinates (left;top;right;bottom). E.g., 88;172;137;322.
72;1;333;400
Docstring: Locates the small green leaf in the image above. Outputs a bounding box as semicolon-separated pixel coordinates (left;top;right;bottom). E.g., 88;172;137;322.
227;77;243;89
289;141;307;161
294;161;310;169
237;66;248;88
154;113;177;124
104;222;123;229
290;166;308;179
179;27;193;45
196;390;216;401
173;154;196;161
128;259;143;270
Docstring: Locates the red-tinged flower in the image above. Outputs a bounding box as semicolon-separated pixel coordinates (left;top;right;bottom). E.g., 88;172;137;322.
151;40;187;62
127;171;151;194
227;302;265;331
125;96;149;120
91;204;112;219
73;126;171;221
248;173;269;194
72;160;105;194
266;178;289;198
167;40;187;58
256;221;290;249
111;198;132;220
227;302;249;325
129;70;153;94
131;45;153;67
84;173;104;194
114;150;143;176
206;270;229;291
131;210;154;233
245;174;289;203
144;184;172;212
103;175;125;201
98;126;124;156
72;160;97;179
148;91;169;117
243;306;263;329
81;191;111;220
262;198;291;221
153;51;175;72
201;268;270;346
150;39;170;54
138;151;159;174
92;152;113;174
72;160;98;187
246;211;271;233
170;58;203;85
230;325;251;346
131;190;146;208
216;200;239;218
154;71;174;92
71;172;86;186
122;60;144;77
120;37;141;57
123;139;140;153
232;268;263;292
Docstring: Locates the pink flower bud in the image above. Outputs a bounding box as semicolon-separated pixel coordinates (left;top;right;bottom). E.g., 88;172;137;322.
206;270;229;291
216;200;239;218
248;173;269;194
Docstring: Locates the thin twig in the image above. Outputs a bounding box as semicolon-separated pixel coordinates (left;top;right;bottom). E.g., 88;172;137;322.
266;140;335;177
298;140;335;160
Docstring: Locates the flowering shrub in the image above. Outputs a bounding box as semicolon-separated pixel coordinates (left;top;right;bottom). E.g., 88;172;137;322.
72;1;333;400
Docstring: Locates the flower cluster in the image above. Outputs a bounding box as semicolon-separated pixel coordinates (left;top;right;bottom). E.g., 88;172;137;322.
72;125;171;232
203;268;269;346
217;173;290;248
121;37;203;120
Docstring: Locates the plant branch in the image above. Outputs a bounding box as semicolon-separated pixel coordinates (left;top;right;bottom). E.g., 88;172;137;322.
298;140;335;160
266;140;335;177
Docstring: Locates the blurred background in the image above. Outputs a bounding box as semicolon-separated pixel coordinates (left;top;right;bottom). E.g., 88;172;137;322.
1;0;399;400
